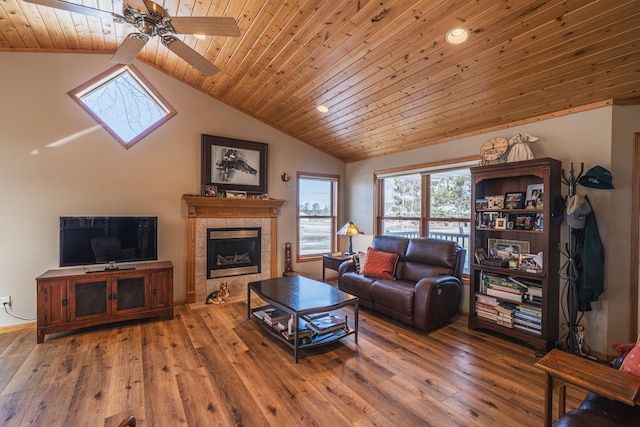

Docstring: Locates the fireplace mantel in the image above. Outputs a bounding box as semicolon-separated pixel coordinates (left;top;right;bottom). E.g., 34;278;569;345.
183;196;285;303
183;196;285;218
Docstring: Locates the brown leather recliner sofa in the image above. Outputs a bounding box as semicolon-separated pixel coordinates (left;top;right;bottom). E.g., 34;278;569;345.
337;235;466;331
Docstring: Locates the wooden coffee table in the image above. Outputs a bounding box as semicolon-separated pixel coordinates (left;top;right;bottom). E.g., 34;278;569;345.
247;275;359;362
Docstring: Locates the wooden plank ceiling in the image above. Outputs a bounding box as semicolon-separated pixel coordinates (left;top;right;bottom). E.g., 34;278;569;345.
1;0;639;163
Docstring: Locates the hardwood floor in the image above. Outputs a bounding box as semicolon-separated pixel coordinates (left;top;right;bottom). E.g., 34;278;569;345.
0;302;586;426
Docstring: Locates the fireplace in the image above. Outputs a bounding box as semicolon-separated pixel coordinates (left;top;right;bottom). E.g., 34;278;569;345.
207;227;261;278
183;196;284;304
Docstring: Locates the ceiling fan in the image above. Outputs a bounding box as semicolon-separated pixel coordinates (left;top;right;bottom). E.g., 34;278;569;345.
22;0;240;76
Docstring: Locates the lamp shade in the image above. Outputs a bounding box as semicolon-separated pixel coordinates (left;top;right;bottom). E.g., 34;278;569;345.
337;221;364;255
337;221;364;237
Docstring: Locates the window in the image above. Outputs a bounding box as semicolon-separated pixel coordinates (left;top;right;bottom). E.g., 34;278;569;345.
297;173;339;260
376;161;473;273
68;64;176;149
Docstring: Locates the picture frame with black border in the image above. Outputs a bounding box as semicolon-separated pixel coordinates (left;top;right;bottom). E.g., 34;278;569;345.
201;134;268;194
504;191;525;209
514;213;536;230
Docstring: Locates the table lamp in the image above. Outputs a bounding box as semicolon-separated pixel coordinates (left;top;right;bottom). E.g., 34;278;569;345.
337;221;364;255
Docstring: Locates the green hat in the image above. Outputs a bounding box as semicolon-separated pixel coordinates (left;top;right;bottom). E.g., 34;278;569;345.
578;166;614;189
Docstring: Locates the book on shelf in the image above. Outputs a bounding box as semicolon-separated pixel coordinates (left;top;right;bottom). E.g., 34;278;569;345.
514;323;542;335
514;318;542;331
281;328;314;341
517;304;542;317
302;312;330;321
263;307;292;326
497;313;514;328
486;287;522;303
252;306;273;320
476;294;498;306
475;301;497;313
517;305;542;316
307;314;347;334
476;310;498;322
496;301;517;314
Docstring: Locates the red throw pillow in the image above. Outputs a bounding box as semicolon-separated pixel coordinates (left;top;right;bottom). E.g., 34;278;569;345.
361;247;398;280
612;342;636;359
620;335;640;377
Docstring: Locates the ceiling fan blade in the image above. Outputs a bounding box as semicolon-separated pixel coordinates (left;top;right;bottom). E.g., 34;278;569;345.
22;0;120;21
162;36;220;76
110;33;149;64
169;17;240;37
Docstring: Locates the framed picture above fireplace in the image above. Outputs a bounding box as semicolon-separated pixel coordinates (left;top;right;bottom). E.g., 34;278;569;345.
201;134;268;194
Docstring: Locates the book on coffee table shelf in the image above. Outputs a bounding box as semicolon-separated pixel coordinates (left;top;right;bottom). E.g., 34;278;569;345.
307;314;347;334
263;307;292;326
281;328;314;342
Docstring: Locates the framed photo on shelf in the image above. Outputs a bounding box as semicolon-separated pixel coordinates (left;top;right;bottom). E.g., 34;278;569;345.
514;213;536;230
487;238;530;260
525;183;544;209
504;192;525;209
475;198;489;210
474;248;487;263
201;185;217;197
534;213;544;231
495;218;507;229
486;195;505;210
201;134;268;194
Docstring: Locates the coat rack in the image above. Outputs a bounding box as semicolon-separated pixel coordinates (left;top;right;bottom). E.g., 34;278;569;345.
559;162;584;356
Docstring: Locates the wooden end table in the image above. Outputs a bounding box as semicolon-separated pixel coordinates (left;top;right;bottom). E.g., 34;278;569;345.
535;349;640;426
322;253;351;281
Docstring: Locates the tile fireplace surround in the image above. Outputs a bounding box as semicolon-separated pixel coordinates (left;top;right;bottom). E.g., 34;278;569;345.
183;196;285;304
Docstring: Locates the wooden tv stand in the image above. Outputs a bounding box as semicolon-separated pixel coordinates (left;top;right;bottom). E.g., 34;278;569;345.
36;261;173;343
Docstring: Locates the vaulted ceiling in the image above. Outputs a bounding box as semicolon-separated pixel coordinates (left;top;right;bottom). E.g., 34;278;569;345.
1;0;639;162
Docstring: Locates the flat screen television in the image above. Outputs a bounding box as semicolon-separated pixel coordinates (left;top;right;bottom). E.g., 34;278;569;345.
60;216;158;267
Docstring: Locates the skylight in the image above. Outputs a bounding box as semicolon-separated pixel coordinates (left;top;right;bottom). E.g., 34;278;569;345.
68;65;176;149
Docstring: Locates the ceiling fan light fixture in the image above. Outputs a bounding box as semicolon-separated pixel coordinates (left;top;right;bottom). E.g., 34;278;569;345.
317;105;329;113
446;27;469;44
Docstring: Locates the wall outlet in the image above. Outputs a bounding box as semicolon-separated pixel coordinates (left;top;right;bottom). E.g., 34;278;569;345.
0;296;10;306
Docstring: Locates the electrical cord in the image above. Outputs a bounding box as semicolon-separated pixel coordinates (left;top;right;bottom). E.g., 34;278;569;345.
3;302;35;321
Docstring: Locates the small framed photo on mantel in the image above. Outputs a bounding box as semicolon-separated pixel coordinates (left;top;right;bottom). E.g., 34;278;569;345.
201;185;217;197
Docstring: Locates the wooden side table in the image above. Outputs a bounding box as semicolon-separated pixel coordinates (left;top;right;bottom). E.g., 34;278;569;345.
322;254;351;281
535;349;640;426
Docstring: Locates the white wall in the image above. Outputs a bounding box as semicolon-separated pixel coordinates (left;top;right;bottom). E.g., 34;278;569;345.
0;52;346;327
346;106;640;354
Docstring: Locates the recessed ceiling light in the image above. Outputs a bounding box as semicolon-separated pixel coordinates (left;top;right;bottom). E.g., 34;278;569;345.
317;105;329;113
446;27;469;45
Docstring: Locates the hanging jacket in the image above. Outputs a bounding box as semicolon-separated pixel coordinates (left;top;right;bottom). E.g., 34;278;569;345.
574;196;605;311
